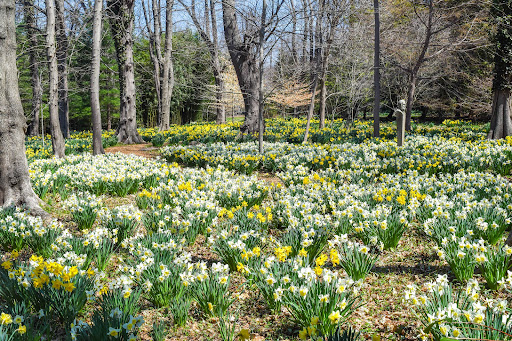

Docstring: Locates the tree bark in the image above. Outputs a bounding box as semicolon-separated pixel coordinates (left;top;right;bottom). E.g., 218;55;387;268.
488;90;512;140
209;0;225;124
488;1;512;141
405;72;417;132
46;0;66;157
56;0;70;138
107;69;113;131
141;0;162;125
108;0;143;144
258;0;267;153
24;0;41;137
373;0;380;138
303;71;319;143
318;76;326;128
0;0;46;215
222;0;261;134
214;71;226;124
159;0;174;131
91;0;104;155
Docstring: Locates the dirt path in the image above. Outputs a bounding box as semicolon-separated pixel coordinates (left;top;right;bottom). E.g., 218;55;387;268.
105;143;160;159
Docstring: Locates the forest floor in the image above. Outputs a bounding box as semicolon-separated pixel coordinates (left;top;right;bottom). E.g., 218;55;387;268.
105;143;160;159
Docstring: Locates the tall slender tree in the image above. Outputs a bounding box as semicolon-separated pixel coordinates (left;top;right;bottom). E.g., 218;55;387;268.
24;0;42;137
0;0;46;215
91;0;104;155
56;0;70;137
107;0;143;143
373;0;380;138
303;0;340;141
46;0;66;157
141;0;174;130
159;0;175;131
141;0;162;123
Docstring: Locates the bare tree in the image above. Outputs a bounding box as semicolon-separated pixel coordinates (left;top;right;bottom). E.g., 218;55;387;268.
107;0;143;143
91;0;104;155
373;0;380;137
303;0;342;141
160;0;174;131
222;0;284;134
142;0;174;130
46;0;66;157
0;0;46;215
141;0;162;124
56;0;70;137
258;0;267;153
179;0;226;124
24;0;42;137
382;0;485;131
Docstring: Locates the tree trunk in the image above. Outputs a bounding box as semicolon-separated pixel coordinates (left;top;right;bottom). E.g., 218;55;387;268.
107;69;113;131
303;72;319;143
258;0;266;154
91;0;104;155
405;73;417;131
141;0;162;125
108;0;143;144
159;0;174;131
56;0;70;138
222;0;261;134
24;0;41;137
318;74;326;129
489;1;512;140
46;0;66;157
215;73;226;124
0;0;46;215
373;0;380;138
290;0;297;62
209;0;225;124
488;90;512;140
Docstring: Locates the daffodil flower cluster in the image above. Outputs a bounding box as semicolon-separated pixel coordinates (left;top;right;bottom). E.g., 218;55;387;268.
405;275;512;341
100;205;142;245
0;254;101;330
64;192;103;230
161;133;512;176
29;153;166;197
328;234;379;281
186;261;233;317
0;208;63;258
